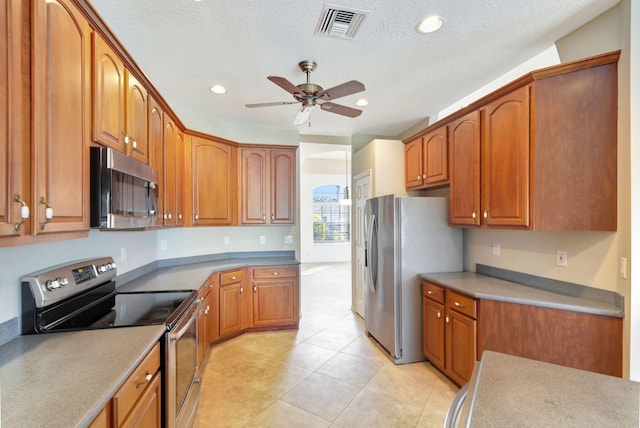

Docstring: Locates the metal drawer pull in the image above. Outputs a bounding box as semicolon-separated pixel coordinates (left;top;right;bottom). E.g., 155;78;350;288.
437;309;441;319
39;197;53;230
14;194;30;232
483;209;488;219
231;276;237;280
272;272;279;276
454;301;466;308
427;290;433;295
136;371;152;388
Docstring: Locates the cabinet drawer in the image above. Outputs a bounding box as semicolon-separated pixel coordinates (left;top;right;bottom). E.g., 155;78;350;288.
446;290;477;319
423;281;444;304
220;269;245;286
114;342;160;427
252;266;298;279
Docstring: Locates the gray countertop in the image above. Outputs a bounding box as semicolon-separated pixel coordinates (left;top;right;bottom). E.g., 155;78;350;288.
118;256;300;292
0;326;165;428
420;271;623;317
460;351;640;427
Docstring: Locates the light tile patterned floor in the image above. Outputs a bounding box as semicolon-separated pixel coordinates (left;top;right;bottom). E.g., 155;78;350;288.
194;262;458;427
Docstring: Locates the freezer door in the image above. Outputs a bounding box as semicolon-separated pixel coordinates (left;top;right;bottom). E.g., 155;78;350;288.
364;195;397;359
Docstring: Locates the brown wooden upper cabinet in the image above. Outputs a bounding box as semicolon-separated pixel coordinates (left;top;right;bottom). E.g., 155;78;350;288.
148;96;164;227
190;136;237;226
32;0;91;235
162;116;185;226
444;51;618;230
404;126;448;190
239;147;296;225
93;34;149;164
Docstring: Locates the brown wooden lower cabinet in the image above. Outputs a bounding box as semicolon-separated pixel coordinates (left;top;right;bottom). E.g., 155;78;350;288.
423;280;623;386
422;281;477;386
89;343;161;428
478;299;622;377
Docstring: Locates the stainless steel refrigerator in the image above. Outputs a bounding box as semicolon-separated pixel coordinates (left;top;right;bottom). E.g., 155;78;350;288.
364;195;462;364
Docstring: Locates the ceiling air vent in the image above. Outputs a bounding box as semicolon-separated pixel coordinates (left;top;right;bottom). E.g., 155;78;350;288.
315;4;370;39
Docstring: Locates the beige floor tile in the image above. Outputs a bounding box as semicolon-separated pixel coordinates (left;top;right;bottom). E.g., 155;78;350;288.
277;341;338;371
245;400;332;428
303;328;359;352
281;372;360;421
340;336;394;364
316;352;383;388
364;362;438;407
334;388;425;428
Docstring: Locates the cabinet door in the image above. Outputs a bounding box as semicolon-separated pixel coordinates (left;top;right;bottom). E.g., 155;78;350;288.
482;86;530;227
0;0;29;239
148;97;164;226
92;33;124;151
445;311;477;386
176;131;186;225
423;127;448;186
270;149;295;224
121;372;161;428
423;298;445;370
219;283;243;337
163;116;177;225
32;0;91;235
449;111;480;226
252;279;299;326
239;148;267;224
205;283;218;345
126;72;148;164
192;138;234;225
404;138;423;189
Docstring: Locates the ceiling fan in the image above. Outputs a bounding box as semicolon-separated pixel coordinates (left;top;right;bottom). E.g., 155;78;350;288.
245;60;365;125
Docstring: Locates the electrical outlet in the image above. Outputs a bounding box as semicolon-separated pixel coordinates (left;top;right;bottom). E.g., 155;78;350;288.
557;251;568;267
120;247;127;261
620;257;627;279
259;235;266;245
224;236;230;245
492;243;500;256
284;235;293;244
160;240;167;250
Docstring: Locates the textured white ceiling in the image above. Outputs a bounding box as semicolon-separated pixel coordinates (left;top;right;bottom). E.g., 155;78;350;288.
89;0;618;142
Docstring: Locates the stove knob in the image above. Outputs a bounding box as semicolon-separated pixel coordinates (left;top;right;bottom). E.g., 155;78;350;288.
99;265;107;273
46;279;61;290
110;262;117;270
60;277;69;286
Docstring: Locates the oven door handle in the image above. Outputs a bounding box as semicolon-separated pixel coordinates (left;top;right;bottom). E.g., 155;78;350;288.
169;298;201;342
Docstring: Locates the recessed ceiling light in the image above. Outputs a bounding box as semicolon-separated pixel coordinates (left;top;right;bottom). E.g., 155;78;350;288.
210;85;226;94
355;98;368;107
416;15;444;34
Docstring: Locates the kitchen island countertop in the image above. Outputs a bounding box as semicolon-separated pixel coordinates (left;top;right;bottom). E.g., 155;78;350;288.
118;256;300;292
0;326;165;428
459;350;640;427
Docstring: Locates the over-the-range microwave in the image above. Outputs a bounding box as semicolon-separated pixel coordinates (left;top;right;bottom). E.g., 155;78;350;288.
90;147;158;229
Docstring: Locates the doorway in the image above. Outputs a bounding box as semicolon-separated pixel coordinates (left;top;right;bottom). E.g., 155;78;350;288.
352;170;371;318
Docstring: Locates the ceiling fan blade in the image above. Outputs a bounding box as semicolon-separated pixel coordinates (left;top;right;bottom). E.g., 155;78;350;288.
320;102;362;118
267;76;302;95
245;101;300;108
317;80;365;100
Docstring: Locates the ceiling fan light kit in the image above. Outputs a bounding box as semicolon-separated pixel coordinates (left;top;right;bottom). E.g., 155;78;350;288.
245;60;365;125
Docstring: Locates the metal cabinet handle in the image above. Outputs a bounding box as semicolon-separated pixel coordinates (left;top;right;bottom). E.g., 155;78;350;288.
240;287;244;293
445;314;450;323
231;276;237;280
132;139;137;149
178;213;183;220
417;175;420;180
437;309;442;319
253;286;257;293
483;209;488;219
14;194;29;232
272;272;280;276
271;214;274;221
427;290;433;295
122;131;129;145
39;197;53;230
136;371;152;388
471;210;476;219
195;214;199;220
262;214;266;222
422;173;426;179
454;301;466;308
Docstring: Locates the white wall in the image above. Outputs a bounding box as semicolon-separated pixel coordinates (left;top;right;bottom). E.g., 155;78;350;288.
353;139;407;198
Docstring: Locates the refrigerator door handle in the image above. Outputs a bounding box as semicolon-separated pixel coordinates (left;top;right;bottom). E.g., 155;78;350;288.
366;214;377;294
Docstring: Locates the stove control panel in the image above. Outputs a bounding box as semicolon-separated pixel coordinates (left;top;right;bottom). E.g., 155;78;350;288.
22;256;117;308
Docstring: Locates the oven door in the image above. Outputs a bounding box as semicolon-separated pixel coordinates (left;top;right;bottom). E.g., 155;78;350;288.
166;297;201;428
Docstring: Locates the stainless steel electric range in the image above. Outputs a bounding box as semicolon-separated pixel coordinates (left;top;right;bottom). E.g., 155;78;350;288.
21;256;201;428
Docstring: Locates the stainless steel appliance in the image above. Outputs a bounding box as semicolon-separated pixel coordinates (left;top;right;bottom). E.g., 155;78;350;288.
21;257;201;428
364;195;463;364
90;147;159;229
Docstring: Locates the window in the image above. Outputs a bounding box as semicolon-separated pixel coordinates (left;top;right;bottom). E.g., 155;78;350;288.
313;184;350;243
